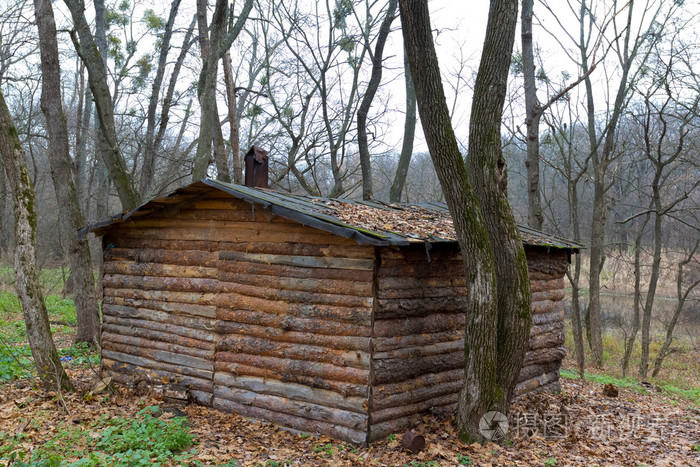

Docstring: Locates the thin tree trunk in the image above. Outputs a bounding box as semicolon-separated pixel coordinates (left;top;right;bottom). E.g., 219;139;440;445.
652;240;700;377
400;0;513;442
390;48;417;204
63;0;140;211
34;0;100;347
0;90;73;391
521;0;543;230
222;50;242;184
622;214;649;376
358;0;397;200
139;0;183;197
193;0;228;181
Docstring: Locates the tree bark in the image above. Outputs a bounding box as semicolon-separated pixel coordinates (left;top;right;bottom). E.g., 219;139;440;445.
399;0;526;443
63;0;141;211
139;0;183;197
521;0;543;230
34;0;101;347
0;89;73;391
358;0;397;200
389;48;417;204
222;50;242;184
465;0;530;410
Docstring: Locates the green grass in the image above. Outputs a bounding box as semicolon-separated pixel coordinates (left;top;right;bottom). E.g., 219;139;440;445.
560;369;700;405
1;406;196;466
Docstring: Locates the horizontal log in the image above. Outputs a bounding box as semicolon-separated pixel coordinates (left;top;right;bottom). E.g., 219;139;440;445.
109;225;358;245
105;248;219;267
530;321;564;338
217;308;371;337
514;370;560;396
377;286;468;300
377;276;466;290
102;351;213;382
373;313;465;337
373;351;464;384
373;339;463;360
368;415;423;443
105;287;218;306
213;398;367;445
104;296;217;319
108;238;222;252
102;331;214;360
379;247;462;262
213;361;367;398
531;289;566;303
517;361;562;383
217;294;372;325
103;274;220;293
522;346;566;366
158;207;277;222
213;373;366;413
215;321;371;352
219;259;374;282
377;261;465;279
123;218;336;236
216;334;370;369
104;261;218;280
373;330;464;352
532;309;565;326
102;303;216;332
102;322;214;351
102;316;215;343
373;369;463;398
219;281;373;309
370;392;459;424
530;278;565;293
213;385;367;431
103;342;213;372
216;352;369;385
375;297;469;318
218;271;372;297
529;329;564;350
219;241;373;259
103;363;214;396
531;300;561;315
220;250;374;271
372;378;463;411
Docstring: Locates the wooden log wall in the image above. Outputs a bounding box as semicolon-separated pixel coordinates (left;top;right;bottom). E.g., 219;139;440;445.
368;244;570;442
100;191;376;444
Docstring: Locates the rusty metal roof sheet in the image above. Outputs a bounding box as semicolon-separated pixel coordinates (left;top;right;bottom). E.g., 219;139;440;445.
80;179;584;251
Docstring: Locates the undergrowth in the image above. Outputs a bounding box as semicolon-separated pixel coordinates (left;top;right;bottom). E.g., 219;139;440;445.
1;406;195;466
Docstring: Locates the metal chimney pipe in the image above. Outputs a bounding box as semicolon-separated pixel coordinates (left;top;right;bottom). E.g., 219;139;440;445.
244;146;269;188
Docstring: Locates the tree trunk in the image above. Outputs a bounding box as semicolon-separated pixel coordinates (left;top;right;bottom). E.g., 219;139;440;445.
222;50;243;184
389;48;417;204
34;0;100;347
193;0;228;181
622;214;648;376
0;90;73;391
465;0;530;409
63;0;141;211
358;0;397;200
400;0;522;443
139;0;183;197
521;0;543;230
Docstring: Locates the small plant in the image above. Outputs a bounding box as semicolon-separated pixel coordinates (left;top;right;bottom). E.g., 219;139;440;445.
404;461;439;467
692;444;699;452
388;433;396;442
312;443;336;457
544;457;558;466
457;453;473;465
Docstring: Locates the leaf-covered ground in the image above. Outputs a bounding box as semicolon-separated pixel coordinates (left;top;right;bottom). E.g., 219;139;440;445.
1;365;698;466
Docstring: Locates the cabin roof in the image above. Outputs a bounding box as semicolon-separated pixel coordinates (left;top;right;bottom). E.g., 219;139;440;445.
81;179;584;251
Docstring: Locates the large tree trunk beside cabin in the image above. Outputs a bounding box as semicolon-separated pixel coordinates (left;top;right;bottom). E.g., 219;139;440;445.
389;48;417;204
466;0;531;409
0;90;73;391
35;0;101;346
399;0;501;443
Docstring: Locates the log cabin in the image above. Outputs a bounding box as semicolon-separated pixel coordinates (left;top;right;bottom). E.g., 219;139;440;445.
82;161;581;444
